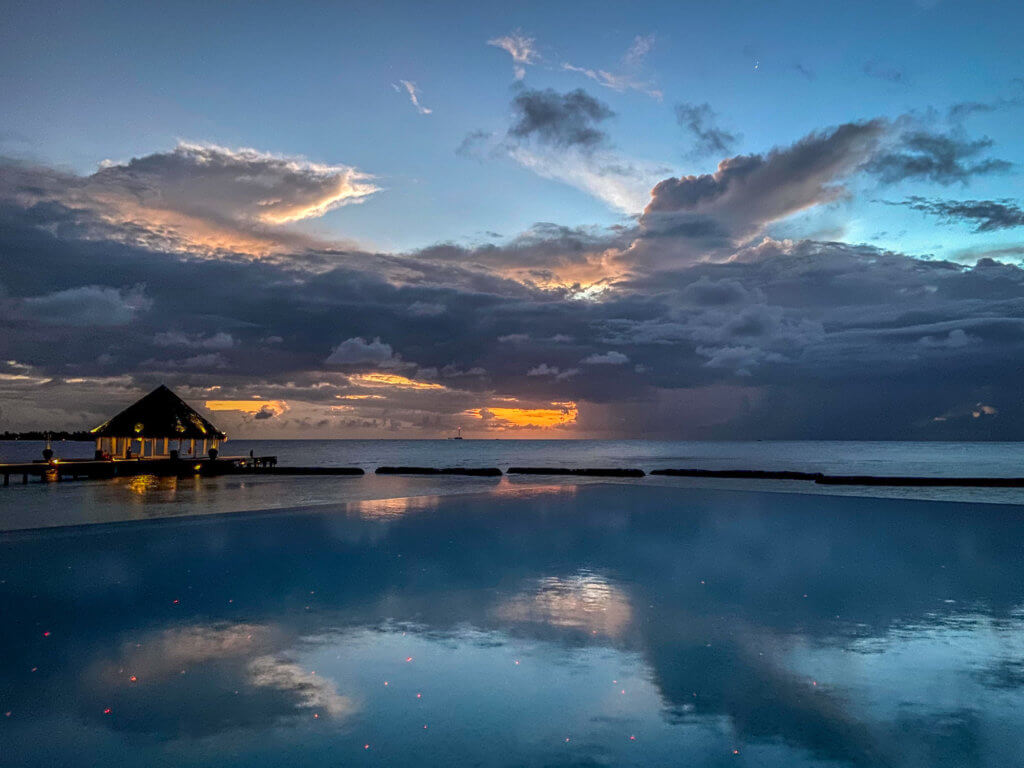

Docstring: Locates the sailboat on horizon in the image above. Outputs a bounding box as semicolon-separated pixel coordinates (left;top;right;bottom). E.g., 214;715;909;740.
449;426;464;440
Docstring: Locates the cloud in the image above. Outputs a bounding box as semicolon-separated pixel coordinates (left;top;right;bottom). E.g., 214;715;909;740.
675;102;739;156
506;146;664;214
154;331;236;349
488;30;538;80
623;34;656;67
561;64;662;101
21;285;150;326
93;142;378;225
0;143;378;257
501;88;665;213
407;301;446;316
862;60;906;83
527;363;579;380
866;131;1011;185
248;655;355;718
887;196;1024;232
206;399;289;419
325;337;402;366
6;111;1024;441
562;34;662;100
639;120;885;260
394;80;432;115
455;130;494;159
582;351;629;364
508;88;615;150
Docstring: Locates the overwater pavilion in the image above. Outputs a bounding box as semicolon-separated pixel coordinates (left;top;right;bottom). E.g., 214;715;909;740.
90;384;226;459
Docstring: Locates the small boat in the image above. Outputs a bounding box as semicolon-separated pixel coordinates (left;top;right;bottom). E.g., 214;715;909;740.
449;427;464;440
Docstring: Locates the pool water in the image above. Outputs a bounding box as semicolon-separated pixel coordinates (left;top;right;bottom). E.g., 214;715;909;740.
3;484;1024;767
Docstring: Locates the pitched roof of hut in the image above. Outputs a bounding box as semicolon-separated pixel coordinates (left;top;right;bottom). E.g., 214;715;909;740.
91;385;226;439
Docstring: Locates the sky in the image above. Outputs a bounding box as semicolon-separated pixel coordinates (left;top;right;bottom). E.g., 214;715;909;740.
1;0;1023;439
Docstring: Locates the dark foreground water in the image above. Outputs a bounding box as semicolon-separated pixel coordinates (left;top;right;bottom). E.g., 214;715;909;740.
3;484;1024;767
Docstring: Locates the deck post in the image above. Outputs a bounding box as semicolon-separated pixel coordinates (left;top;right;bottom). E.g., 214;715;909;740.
163;437;168;455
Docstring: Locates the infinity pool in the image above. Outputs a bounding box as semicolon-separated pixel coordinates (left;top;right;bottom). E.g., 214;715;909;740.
3;484;1023;767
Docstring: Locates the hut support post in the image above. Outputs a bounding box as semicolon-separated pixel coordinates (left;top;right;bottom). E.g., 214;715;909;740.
163;438;168;455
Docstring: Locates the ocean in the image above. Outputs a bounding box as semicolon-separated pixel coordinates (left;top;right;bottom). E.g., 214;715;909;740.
4;439;1024;531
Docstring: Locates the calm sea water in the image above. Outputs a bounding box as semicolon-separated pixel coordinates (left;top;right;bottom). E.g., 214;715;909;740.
3;483;1024;767
5;440;1024;530
6;438;1024;476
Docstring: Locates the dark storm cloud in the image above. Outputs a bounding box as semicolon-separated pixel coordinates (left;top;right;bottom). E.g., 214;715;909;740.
888;196;1024;232
675;102;738;156
507;88;614;149
3;111;1024;440
866;131;1012;185
636;120;886;263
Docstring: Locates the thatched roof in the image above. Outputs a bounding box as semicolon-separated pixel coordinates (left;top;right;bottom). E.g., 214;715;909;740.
91;385;225;439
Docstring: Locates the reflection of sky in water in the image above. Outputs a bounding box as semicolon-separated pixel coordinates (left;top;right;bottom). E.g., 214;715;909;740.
3;484;1024;766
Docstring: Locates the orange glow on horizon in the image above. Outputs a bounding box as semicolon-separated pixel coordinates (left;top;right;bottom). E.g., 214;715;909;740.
464;401;578;428
205;399;289;416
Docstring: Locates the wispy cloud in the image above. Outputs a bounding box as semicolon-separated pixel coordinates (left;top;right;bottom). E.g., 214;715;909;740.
675;102;739;156
562;34;662;100
488;30;538;80
393;79;432;115
884;196;1024;232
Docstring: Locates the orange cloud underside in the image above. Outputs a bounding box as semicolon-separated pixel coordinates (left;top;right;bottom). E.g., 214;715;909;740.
465;401;578;428
205;399;288;415
348;373;446;390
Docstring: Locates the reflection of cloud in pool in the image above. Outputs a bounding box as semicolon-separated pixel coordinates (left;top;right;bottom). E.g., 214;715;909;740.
81;621;356;734
91;622;277;683
347;494;441;520
495;571;632;637
248;656;356;717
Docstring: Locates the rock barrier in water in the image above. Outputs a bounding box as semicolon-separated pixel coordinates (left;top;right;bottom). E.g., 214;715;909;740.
650;468;823;481
375;466;503;476
507;467;646;478
262;466;364;475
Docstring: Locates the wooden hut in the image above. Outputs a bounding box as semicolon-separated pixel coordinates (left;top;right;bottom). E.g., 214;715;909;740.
90;385;226;459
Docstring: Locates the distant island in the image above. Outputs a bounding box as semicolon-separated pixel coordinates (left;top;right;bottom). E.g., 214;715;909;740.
1;431;93;441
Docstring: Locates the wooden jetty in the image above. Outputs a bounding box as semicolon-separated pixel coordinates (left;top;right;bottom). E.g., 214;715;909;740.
0;456;367;485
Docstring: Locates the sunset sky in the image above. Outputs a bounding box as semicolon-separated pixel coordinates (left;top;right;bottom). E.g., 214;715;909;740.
1;0;1023;438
